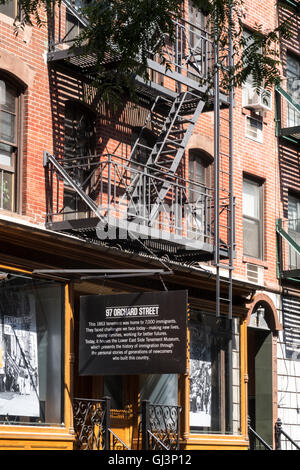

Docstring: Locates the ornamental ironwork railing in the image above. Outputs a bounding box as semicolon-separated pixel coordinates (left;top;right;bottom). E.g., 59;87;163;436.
73;397;181;450
73;397;110;450
141;400;181;450
73;397;129;450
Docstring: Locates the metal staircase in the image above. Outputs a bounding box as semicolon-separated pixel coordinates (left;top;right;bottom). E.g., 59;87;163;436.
127;90;207;223
145;91;206;171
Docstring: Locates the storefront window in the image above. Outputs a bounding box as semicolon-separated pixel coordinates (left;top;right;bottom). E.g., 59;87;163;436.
0;272;64;426
189;311;233;434
140;374;178;405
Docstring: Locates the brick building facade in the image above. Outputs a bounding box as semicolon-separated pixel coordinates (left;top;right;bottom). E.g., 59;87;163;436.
0;0;299;450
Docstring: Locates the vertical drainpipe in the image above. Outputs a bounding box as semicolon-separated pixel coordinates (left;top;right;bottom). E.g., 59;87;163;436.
227;0;234;434
214;3;220;318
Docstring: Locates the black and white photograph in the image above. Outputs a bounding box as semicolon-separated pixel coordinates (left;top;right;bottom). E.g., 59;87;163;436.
0;289;39;418
189;325;212;428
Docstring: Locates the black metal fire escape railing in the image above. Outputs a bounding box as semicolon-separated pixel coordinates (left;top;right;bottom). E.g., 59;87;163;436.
72;398;181;451
45;152;214;251
73;401;300;451
47;0;214;93
275;78;300;143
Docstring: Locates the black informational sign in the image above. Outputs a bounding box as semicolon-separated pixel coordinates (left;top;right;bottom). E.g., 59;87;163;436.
78;290;187;376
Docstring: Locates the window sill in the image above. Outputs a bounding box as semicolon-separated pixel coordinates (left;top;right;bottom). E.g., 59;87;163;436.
0;209;31;222
242;255;268;269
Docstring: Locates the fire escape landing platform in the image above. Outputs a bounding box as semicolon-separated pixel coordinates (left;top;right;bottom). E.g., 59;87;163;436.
276;84;300;143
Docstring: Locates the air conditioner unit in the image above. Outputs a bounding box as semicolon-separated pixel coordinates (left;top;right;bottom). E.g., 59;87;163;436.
246;263;264;285
243;87;272;112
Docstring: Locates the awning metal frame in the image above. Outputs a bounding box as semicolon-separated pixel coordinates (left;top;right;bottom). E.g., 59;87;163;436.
32;268;174;281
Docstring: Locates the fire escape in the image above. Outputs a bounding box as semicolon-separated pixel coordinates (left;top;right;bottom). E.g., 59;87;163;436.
276;79;300;282
45;0;235;318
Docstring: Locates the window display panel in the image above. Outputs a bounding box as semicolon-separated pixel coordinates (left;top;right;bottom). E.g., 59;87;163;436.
0;272;64;426
140;374;178;405
189;311;232;434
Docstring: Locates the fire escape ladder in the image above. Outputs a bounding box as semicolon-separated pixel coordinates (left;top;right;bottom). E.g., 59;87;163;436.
149;90;206;171
128;90;206;222
126;89;207;224
149;92;206;223
129;94;173;173
214;105;234;319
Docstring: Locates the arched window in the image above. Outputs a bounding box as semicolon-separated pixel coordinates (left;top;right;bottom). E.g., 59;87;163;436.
0;75;22;212
187;149;213;237
188;148;213;201
63;101;96;219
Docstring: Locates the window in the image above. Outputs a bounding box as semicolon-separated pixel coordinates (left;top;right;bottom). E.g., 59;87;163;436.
188;0;207;39
243;178;263;259
245;115;263;143
242;29;256;91
288;194;300;270
286;54;300;128
188;151;206;194
140;374;178;405
188;1;210;81
0;272;64;426
0;77;21;212
63;101;96;220
189;311;233;434
242;29;263;83
66;0;90;43
130;129;153;173
0;0;18;18
188;149;212;198
188;150;212;237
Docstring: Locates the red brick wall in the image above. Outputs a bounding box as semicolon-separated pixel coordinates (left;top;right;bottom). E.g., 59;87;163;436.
230;0;280;289
0;10;52;224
